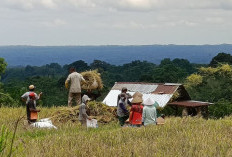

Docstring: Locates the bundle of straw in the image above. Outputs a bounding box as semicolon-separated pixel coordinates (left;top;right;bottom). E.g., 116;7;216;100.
88;101;117;123
51;102;117;124
51;106;80;123
81;70;103;90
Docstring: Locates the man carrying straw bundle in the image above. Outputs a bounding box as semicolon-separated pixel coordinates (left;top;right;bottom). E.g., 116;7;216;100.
65;67;86;107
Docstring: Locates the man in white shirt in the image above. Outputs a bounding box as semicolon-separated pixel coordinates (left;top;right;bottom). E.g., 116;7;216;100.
21;85;42;104
65;67;85;107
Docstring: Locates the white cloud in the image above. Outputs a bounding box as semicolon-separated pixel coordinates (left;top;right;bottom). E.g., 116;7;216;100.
66;0;96;8
118;0;157;9
99;0;232;11
2;0;232;11
109;21;159;29
3;0;57;10
2;0;97;11
205;17;224;24
41;18;67;27
0;0;232;45
41;0;57;9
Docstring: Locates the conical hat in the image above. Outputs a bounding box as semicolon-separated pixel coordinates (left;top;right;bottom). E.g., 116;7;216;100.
131;96;143;104
143;98;155;106
133;92;143;98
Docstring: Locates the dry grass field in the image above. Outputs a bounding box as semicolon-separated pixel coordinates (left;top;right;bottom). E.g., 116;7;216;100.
1;107;232;157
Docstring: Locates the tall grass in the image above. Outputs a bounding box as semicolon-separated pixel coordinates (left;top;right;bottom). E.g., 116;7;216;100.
0;125;9;155
1;107;232;157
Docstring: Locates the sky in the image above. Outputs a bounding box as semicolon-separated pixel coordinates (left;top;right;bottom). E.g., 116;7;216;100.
0;0;232;46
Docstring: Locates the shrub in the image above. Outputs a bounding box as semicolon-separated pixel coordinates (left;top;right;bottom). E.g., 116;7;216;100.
209;99;232;118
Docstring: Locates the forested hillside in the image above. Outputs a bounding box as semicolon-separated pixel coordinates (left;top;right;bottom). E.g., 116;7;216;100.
0;44;232;66
1;52;232;118
1;58;197;106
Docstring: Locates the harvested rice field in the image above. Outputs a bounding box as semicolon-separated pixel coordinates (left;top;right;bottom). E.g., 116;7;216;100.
1;106;232;157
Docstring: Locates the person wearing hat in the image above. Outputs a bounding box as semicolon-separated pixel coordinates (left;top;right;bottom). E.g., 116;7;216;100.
129;93;144;127
26;92;41;123
117;87;132;107
21;85;42;104
21;85;42;123
117;93;129;126
79;95;92;126
65;67;86;107
142;98;157;126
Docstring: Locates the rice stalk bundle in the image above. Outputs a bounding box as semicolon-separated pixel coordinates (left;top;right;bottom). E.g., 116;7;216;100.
51;106;80;123
51;101;117;124
81;70;103;90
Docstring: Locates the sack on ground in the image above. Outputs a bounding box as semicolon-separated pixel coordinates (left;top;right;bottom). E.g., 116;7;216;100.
87;119;98;128
30;118;57;129
39;118;52;124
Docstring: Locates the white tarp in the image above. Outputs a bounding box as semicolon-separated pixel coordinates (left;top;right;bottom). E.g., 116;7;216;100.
102;90;173;108
102;90;133;107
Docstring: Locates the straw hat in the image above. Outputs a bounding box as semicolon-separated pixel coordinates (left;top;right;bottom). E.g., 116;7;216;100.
29;85;35;90
131;96;143;104
143;98;155;106
132;92;143;98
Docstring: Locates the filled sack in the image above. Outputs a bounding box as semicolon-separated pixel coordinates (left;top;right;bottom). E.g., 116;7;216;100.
87;119;98;128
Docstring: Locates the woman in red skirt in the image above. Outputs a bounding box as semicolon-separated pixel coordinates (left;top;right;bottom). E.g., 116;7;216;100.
129;92;143;127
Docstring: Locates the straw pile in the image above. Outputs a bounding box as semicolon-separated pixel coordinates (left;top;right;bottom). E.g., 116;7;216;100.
88;101;117;123
81;70;103;90
51;101;117;124
51;106;80;123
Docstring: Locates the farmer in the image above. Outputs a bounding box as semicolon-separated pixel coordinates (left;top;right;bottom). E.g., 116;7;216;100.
26;92;40;123
65;67;86;107
117;93;129;126
21;85;42;123
21;85;42;105
79;95;92;126
117;87;132;107
129;93;143;127
142;98;157;126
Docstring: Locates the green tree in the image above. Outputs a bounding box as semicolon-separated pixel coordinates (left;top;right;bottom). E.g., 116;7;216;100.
185;64;232;118
172;58;195;74
209;52;232;67
90;60;112;72
65;60;89;72
0;58;16;107
0;58;7;79
152;58;190;83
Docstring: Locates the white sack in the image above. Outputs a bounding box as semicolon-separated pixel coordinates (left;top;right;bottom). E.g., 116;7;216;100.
38;118;52;124
87;119;98;128
31;119;57;129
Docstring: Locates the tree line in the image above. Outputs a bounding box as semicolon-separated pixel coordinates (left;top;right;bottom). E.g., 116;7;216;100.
0;52;232;118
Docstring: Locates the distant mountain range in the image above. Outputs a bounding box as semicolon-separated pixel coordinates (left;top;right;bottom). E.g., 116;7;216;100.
0;45;232;67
